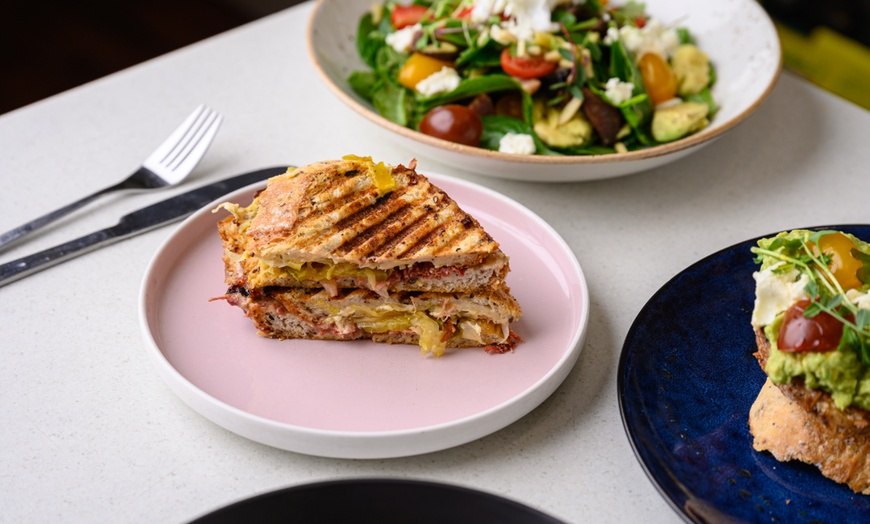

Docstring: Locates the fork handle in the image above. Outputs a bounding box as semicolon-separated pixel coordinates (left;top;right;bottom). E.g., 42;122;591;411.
0;181;125;251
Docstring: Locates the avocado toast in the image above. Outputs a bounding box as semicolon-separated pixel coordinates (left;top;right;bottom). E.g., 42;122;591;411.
748;229;870;494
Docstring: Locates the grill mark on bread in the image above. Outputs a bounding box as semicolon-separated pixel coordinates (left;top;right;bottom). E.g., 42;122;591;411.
391;222;453;259
372;206;449;259
331;192;415;256
369;191;473;260
298;173;375;234
243;158;501;268
327;175;464;261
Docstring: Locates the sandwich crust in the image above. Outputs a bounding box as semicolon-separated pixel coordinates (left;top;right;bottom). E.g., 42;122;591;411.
245;159;501;270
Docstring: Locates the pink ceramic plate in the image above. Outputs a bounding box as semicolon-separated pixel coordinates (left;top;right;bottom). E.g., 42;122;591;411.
139;172;588;458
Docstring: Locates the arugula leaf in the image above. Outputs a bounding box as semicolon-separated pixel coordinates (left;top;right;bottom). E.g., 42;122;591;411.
456;39;503;69
374;44;408;78
585;0;604;12
676;27;694;45
610;1;647;26
479;115;531;151
416;74;521;113
373;80;413;126
348;71;378;101
586;39;602;64
607;36;654;143
429;0;459;19
552;9;577;27
568;18;604;33
356;12;386;69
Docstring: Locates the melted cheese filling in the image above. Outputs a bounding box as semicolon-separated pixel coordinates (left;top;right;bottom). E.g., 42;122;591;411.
326;303;508;357
250;260;389;289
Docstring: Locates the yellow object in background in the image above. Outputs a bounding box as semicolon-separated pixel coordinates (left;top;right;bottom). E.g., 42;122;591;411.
776;22;870;110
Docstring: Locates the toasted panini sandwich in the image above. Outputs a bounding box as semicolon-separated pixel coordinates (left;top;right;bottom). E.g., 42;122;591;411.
213;155;522;357
216;156;509;296
748;229;870;494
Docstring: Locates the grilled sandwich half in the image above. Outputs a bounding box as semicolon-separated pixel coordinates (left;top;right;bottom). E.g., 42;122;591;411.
214;156;522;357
216;156;509;295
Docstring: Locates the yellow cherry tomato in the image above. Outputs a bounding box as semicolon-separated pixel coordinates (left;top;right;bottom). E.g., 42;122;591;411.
637;53;677;106
818;232;864;290
398;53;452;91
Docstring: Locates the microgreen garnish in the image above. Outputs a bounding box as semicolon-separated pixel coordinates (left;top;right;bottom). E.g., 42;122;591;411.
751;231;870;365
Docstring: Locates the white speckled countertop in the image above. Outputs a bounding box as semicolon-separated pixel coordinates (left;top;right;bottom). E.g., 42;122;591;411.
1;2;868;522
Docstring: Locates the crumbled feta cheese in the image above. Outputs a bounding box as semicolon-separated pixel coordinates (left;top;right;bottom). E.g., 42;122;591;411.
498;132;536;154
385;23;421;53
471;0;509;22
415;66;461;97
472;0;577;41
604;77;634;105
847;289;870;310
751;265;810;328
604;18;680;59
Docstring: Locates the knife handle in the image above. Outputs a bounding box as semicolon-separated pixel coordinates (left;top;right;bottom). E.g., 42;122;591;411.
0;183;121;251
0;228;119;287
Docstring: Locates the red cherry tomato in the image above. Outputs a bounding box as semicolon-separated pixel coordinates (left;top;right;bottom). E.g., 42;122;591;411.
777;300;846;353
500;48;557;79
391;5;430;29
419;105;482;146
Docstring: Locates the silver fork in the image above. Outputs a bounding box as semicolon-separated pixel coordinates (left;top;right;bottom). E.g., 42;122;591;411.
0;104;222;251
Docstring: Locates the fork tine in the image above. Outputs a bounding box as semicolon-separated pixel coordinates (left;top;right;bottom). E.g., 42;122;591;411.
144;105;222;182
147;105;205;166
165;108;221;171
159;104;209;166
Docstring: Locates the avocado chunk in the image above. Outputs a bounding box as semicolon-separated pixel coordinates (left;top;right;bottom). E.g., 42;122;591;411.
671;44;710;96
651;101;709;142
532;100;592;148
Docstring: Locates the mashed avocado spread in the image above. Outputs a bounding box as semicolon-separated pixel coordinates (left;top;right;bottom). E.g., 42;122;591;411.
753;229;870;411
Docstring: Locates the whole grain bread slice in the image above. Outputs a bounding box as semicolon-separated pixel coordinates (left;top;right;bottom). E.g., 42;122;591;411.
753;328;870;431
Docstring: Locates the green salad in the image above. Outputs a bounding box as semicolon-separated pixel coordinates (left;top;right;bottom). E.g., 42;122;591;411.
349;0;717;156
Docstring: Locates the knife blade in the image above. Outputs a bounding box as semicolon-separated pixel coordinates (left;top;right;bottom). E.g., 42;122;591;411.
0;166;287;288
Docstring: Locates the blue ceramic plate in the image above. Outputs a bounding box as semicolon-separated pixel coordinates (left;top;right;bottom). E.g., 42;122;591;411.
618;225;870;523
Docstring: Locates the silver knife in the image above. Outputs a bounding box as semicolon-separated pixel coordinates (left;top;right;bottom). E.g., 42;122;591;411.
0;166;287;288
